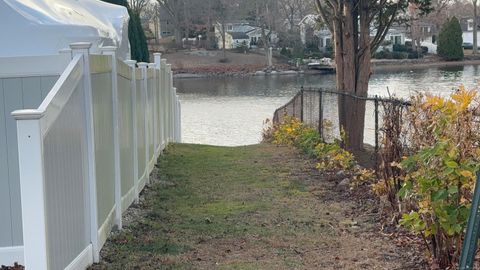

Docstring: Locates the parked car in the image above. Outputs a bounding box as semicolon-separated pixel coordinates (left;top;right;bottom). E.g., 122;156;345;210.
463;42;473;49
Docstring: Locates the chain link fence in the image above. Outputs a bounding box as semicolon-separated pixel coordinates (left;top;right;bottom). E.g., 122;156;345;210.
272;87;410;168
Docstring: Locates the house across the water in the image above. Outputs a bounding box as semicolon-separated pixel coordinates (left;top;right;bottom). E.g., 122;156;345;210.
214;20;278;49
460;17;480;46
298;14;440;54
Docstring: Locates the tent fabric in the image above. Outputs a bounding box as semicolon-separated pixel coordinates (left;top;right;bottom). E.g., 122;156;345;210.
0;0;130;59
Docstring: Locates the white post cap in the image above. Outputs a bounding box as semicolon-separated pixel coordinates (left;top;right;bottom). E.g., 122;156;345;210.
11;109;44;120
124;60;137;67
70;42;92;50
100;46;117;52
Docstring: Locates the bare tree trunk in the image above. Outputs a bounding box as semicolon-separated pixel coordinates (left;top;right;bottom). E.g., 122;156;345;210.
206;0;212;49
221;17;226;59
334;0;371;150
411;17;422;54
351;2;371;150
183;0;190;41
174;24;183;47
474;0;478;54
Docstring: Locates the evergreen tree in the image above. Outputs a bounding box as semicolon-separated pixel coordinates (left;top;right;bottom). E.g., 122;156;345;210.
102;0;150;62
438;17;464;61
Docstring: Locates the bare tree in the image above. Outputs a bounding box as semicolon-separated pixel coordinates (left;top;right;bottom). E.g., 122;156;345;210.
129;0;148;14
448;0;473;18
212;0;230;58
409;4;424;54
315;0;433;150
279;0;313;31
142;2;161;42
157;0;184;47
473;0;478;54
253;0;277;65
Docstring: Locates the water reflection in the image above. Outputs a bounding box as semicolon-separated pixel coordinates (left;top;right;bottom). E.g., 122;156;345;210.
175;65;480;146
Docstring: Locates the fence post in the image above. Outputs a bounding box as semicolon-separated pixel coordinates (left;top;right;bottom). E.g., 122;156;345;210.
138;62;150;184
176;95;182;142
161;59;167;145
318;90;323;140
12;110;48;270
125;60;139;203
153;53;162;157
300;87;304;122
172;86;177;142
459;171;480;269
148;63;158;160
173;90;179;142
374;95;379;172
70;42;100;262
167;64;173;142
100;46;122;230
171;69;176;142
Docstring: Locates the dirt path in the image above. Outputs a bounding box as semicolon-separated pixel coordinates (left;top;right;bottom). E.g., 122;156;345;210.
89;144;426;269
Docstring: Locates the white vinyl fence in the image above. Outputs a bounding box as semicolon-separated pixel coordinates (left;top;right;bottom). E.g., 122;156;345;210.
0;42;181;270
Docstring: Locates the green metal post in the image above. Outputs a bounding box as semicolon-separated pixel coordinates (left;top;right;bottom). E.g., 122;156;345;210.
459;171;480;270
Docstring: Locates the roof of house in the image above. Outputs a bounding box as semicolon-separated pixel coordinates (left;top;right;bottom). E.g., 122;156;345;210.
230;32;249;40
228;25;256;33
460;17;480;32
299;14;321;26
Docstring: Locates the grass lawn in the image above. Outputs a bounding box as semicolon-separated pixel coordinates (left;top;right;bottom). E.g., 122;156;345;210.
89;144;425;269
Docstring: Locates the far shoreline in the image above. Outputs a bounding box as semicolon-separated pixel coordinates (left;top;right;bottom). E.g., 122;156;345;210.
372;58;480;73
172;57;480;79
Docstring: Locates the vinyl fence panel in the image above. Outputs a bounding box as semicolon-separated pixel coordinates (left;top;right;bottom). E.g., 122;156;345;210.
0;75;59;249
7;43;182;269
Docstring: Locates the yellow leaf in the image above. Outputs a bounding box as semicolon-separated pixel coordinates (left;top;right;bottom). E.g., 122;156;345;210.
460;170;474;178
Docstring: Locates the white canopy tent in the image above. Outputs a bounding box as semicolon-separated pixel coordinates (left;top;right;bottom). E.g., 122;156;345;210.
0;0;130;59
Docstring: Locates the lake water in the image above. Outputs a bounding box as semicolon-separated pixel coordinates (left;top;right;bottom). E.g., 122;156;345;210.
174;65;480;146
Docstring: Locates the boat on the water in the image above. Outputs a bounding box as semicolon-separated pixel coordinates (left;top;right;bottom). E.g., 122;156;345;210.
307;58;336;74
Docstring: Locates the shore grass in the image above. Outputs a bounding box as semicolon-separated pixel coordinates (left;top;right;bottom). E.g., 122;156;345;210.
90;143;425;270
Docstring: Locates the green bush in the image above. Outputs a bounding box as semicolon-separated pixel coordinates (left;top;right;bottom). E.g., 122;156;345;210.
374;50;392;59
309;52;324;58
408;51;423;59
305;42;320;53
292;45;304;59
438;17;464;61
280;47;292;58
102;0;149;62
234;42;249;53
295;127;322;156
129;11;150;62
323;51;334;59
374;50;409;59
393;44;408;52
392;51;407;59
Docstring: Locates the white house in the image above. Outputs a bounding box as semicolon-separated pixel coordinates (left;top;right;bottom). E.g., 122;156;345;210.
461;18;480;45
385;28;406;45
214;21;278;49
300;15;414;52
299;15;332;51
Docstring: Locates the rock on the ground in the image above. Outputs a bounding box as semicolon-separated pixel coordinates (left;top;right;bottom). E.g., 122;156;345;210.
336;170;346;178
338;178;350;187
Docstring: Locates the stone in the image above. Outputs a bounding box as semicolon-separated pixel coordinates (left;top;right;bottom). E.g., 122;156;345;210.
338;178;350;187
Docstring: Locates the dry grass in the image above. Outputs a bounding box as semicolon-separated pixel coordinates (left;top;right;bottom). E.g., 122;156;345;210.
89;143;426;270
